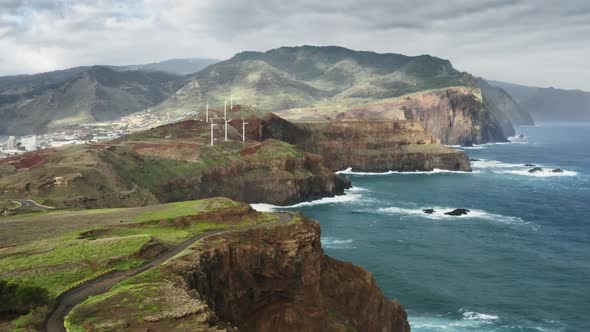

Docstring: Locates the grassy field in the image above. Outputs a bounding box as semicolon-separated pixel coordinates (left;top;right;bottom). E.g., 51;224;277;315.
0;197;278;331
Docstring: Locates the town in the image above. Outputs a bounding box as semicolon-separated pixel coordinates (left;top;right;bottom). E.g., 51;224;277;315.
0;108;192;159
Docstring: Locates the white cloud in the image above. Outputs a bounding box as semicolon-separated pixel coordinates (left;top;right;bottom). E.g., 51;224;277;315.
0;0;588;90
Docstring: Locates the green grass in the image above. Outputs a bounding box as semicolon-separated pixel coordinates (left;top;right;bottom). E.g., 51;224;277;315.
132;198;239;223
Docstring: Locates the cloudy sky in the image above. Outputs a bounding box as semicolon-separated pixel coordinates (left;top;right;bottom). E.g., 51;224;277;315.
1;0;589;90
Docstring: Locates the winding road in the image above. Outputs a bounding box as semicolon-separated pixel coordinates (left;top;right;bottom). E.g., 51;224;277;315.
11;199;54;211
44;212;292;332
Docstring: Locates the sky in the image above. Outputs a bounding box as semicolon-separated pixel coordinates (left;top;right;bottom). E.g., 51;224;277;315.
0;0;589;90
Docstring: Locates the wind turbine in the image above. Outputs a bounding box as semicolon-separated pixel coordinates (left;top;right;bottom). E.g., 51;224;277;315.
241;117;248;142
205;102;209;122
224;117;232;142
210;120;218;146
224;98;227;118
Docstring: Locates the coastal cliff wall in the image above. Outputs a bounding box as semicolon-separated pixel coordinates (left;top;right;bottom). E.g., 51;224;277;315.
170;214;410;332
399;87;508;145
258;114;471;172
154;143;349;205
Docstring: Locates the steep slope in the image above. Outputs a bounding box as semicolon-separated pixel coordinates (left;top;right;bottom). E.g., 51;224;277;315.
280;87;508;145
489;81;590;122
476;78;534;128
0;66;186;134
258;113;471;171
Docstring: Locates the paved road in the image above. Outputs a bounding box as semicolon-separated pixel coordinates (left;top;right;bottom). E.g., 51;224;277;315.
11;199;54;210
44;212;292;332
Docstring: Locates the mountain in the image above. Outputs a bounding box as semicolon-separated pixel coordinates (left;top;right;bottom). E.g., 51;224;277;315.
172;45;470;111
108;58;220;75
157;45;521;144
489;80;590;122
0;66;186;134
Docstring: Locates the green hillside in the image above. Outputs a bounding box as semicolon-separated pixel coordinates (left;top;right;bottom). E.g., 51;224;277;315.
0;66;186;134
156;45;472;114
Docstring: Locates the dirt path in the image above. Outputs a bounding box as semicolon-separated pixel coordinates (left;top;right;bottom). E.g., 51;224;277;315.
44;212;293;332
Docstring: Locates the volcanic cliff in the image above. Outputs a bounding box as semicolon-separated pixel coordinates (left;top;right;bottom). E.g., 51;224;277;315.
239;110;471;172
167;213;411;332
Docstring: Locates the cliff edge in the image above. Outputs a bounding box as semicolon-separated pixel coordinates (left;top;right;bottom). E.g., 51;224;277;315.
65;213;411;332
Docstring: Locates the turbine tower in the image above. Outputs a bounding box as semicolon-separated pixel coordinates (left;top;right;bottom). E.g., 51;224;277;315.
224;117;232;142
241;117;248;142
210;120;218;146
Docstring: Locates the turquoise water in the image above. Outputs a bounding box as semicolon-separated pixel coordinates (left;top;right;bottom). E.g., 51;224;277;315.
255;123;590;331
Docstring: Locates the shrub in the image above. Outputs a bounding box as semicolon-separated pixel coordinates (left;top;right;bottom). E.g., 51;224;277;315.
0;280;50;315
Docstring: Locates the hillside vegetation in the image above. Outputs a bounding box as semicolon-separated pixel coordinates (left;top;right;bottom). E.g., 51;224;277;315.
0;66;186;134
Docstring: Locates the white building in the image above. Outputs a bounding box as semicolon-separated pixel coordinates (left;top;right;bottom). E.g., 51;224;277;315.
21;135;37;151
6;136;16;150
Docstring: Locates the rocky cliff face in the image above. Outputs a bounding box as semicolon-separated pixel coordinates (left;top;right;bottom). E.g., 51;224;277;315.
278;87;511;145
169;214;410;332
476;78;534;129
399;87;508;145
154;141;350;205
254;113;471;172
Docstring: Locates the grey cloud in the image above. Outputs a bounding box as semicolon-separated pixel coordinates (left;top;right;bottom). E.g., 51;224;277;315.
0;0;588;90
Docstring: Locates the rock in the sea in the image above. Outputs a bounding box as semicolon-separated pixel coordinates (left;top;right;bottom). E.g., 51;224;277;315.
524;163;536;167
528;167;544;173
519;134;525;138
444;208;470;216
552;168;564;173
423;209;436;214
469;158;480;162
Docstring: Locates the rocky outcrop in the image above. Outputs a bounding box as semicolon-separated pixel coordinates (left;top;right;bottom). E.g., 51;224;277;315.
400;87;508;145
258;114;471;172
168;214;410;332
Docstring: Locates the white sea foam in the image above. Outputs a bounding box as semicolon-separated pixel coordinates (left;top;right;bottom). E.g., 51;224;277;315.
471;159;579;177
251;193;361;212
376;206;524;224
461;310;499;322
471;159;524;169
322;237;355;249
336;167;475;175
497;169;578;177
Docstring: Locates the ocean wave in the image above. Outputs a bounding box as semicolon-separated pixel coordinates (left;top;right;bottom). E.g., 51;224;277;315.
460;309;499;322
471;159;525;169
346;186;369;192
497;169;578;177
472;159;578;177
322;237;355;249
251;193;361;212
336;167;475;175
376;206;524;224
411;312;564;332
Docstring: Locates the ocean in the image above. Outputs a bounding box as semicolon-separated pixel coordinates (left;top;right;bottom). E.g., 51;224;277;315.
253;123;590;331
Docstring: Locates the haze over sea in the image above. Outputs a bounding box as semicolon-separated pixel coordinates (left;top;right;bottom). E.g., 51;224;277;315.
254;123;590;331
